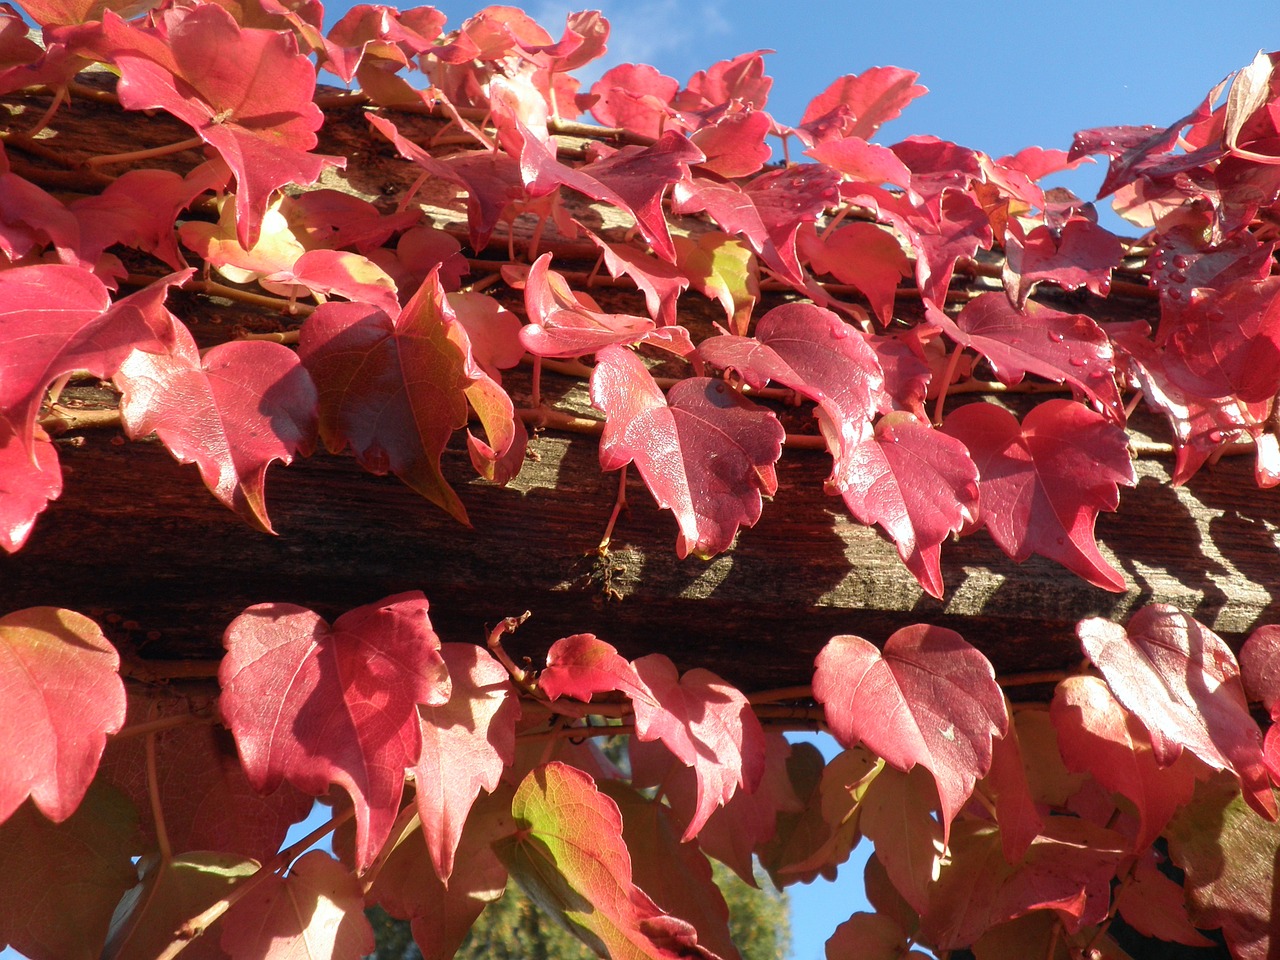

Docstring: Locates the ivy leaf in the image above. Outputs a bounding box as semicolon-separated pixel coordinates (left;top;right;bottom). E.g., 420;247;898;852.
796;220;911;324
115;325;318;535
775;745;882;882
591;345;784;559
0;607;126;824
1078;606;1277;820
362;787;512;960
631;655;766;841
102;4;343;248
1113;850;1214;947
219;851;374;960
1050;675;1199;851
0;783;138;960
0;265;180;458
219;592;451;871
0;425;61;554
827;412;979;599
813;625;1006;840
857;765;943;914
493;762;716;960
799;67;927;143
414;642;519;884
1240;624;1280;718
102;851;259;960
1002;216;1123;307
941;400;1134;592
585;235;690;328
983;699;1043;863
299;268;502;524
97;694;313;865
537;633;653;705
588;63;679;138
824;912;911;960
920;818;1127;950
1166;776;1280;960
672;232;759;334
698;301;884;477
926;293;1123;422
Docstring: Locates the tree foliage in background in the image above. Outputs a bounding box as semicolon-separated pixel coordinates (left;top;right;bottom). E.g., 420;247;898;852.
2;1;1280;959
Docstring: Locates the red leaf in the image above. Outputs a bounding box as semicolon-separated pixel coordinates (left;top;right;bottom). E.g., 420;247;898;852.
1163;275;1280;404
591;345;784;559
825;912;910;960
0;265;179;458
1002;216;1123;307
414;642;519;883
1114;850;1214;947
0;607;125;824
941;400;1134;591
299;269;501;524
589;63;679;138
0;425;61;554
827;412;979;599
0;783;138;960
796;220;910;325
115;325;318;534
799;67;927;143
362;787;512;960
858;765;944;913
1241;624;1280;718
219;592;451;870
690;109;772;178
538;633;653;705
102;4;343;248
921;818;1127;950
926;293;1123;422
1050;675;1199;851
1078;606;1277;820
494;761;716;959
631;654;767;841
813;625;1006;841
698;302;884;476
586;234;690;328
984;699;1044;863
219;851;374;960
266;249;401;315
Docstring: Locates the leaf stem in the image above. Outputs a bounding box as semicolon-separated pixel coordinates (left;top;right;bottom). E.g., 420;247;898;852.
85;136;206;168
114;711;212;741
487;611;534;688
146;730;172;862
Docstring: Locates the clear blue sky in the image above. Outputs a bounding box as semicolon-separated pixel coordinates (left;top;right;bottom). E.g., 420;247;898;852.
2;4;1275;960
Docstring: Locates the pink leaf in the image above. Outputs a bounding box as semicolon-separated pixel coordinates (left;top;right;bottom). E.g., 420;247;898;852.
1241;624;1280;718
1002;216;1123;307
220;851;374;960
538;633;653;705
1114;850;1214;946
102;5;343;248
631;654;766;840
926;293;1123;422
520;252;661;358
799;67;927;143
941;400;1134;591
414;642;519;883
0;607;125;824
1051;675;1199;851
797;220;910;325
219;592;451;870
1078;606;1277;820
589;63;679;138
585;234;690;328
116;324;318;534
813;625;1006;841
0;425;61;554
828;412;979;599
984;699;1044;863
591;345;784;559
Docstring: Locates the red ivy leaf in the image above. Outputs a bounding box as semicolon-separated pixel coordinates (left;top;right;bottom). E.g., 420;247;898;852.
1002;216;1123;307
219;591;451;870
631;654;767;841
814;625;1006;841
0;607;126;824
0;425;61;554
493;761;716;960
984;698;1044;863
941;400;1134;591
1050;675;1199;851
538;633;652;705
799;67;927;143
1240;624;1280;718
414;642;519;883
926;292;1123;422
299;269;503;524
591;344;784;559
588;63;679;139
115;325;318;535
827;412;978;599
1078;605;1277;820
102;4;343;248
219;851;374;960
796;220;911;325
1114;850;1214;947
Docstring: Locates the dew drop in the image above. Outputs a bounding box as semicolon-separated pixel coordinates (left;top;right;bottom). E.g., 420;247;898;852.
1069;356;1087;367
1167;287;1183;301
1049;330;1065;343
1207;429;1223;443
1172;254;1189;270
831;325;850;339
1170;271;1187;284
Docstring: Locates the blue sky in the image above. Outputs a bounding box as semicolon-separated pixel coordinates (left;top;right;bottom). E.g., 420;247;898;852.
2;3;1275;960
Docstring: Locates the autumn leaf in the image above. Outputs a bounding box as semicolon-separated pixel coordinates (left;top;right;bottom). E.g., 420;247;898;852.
799;67;927;143
1050;675;1200;851
219;592;451;870
0;607;126;824
591;344;784;559
1079;605;1277;820
101;4;343;247
1113;850;1214;947
537;633;654;705
630;654;766;840
825;912;911;960
941;400;1134;591
219;851;374;960
1240;624;1280;717
0;425;61;554
813;625;1006;840
493;762;716;960
827;412;979;599
0;783;138;960
115;324;318;534
414;642;519;883
857;765;944;914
